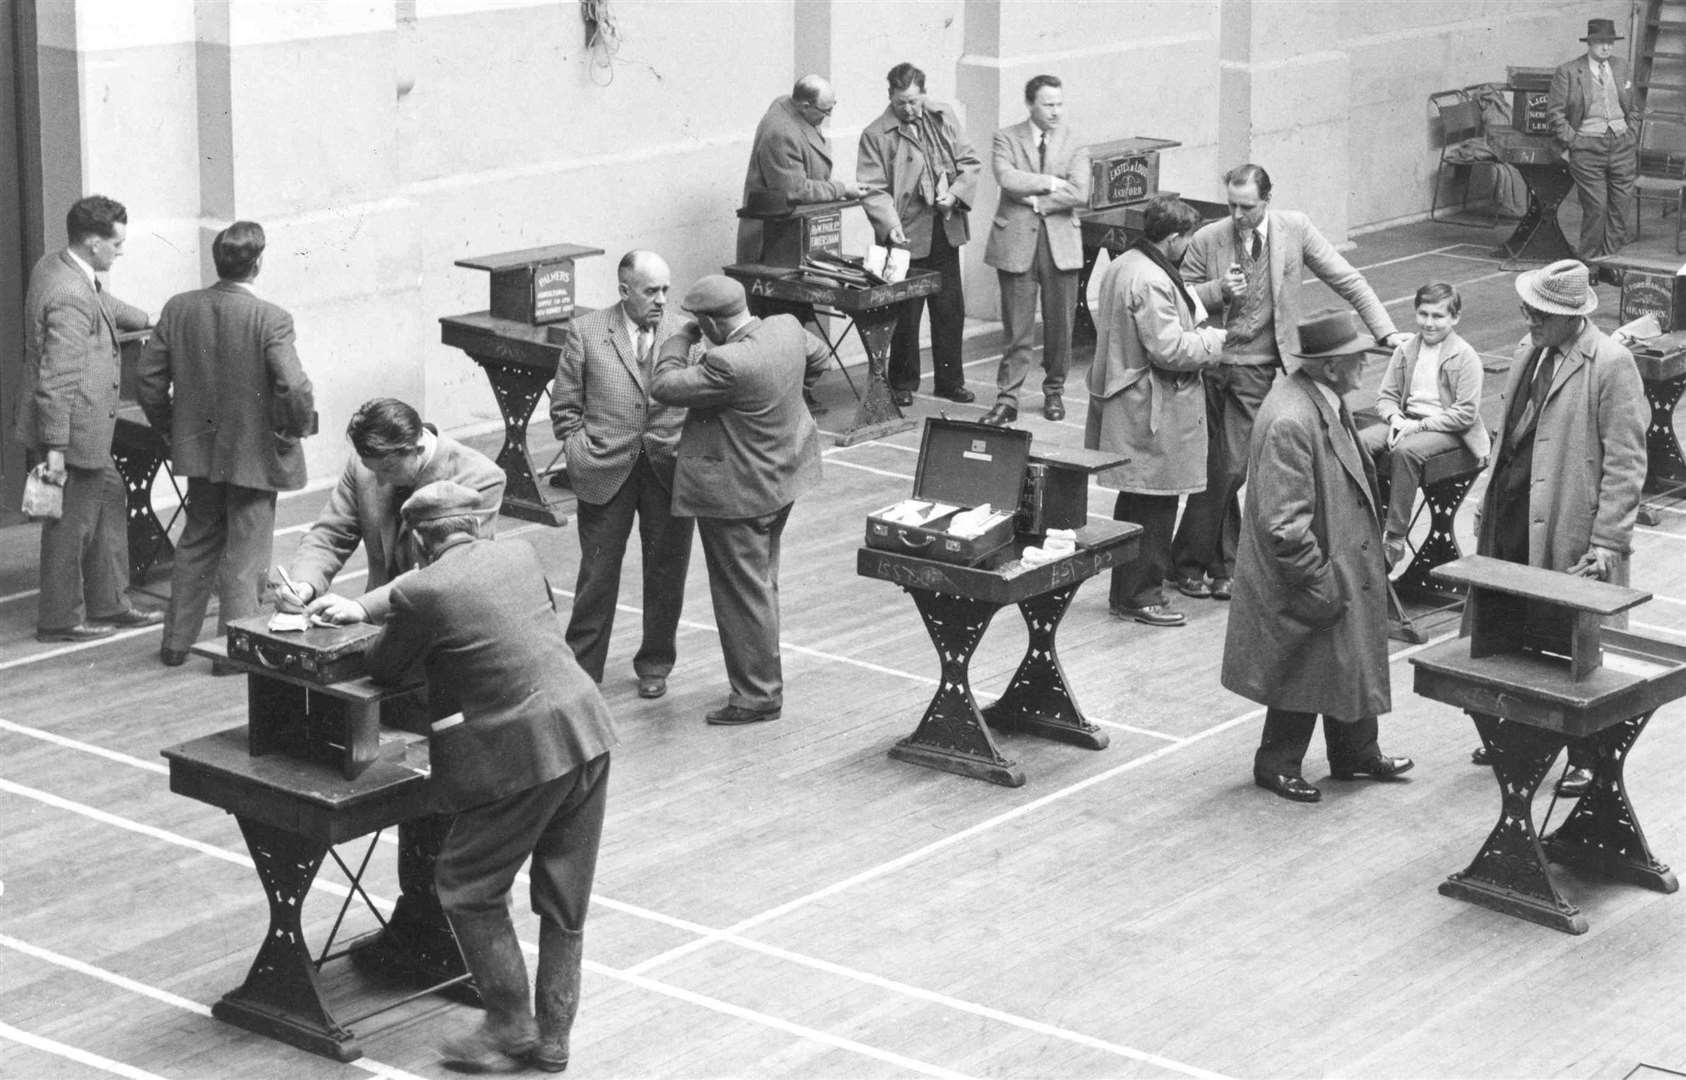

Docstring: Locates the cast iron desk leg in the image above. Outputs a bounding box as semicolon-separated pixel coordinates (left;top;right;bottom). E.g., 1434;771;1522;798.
1542;711;1679;893
110;421;176;583
983;585;1108;750
1395;471;1478;601
1073;244;1102;341
464;352;566;526
1638;373;1686;525
890;589;1025;787
214;817;361;1061
347;815;472;1000
833;304;918;448
1497;164;1575;264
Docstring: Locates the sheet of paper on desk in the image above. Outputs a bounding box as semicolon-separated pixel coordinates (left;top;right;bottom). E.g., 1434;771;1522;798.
1615;312;1662;344
268;611;310;633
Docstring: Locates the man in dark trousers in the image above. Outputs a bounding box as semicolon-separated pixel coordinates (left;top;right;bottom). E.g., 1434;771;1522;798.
1222;313;1414;804
139;221;315;668
650;275;829;725
13;194;160;642
549;250;694;699
362;481;616;1073
1548;18;1639;261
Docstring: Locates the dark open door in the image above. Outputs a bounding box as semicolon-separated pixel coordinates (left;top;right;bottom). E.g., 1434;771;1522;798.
1;0;44;525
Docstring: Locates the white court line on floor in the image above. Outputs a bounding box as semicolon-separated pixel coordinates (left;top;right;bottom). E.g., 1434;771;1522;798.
0;785;976;1080
1378;269;1514;308
0;1020;169;1080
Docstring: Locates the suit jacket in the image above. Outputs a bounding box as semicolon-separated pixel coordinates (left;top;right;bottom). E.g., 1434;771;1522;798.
738;95;852;262
649;315;828;519
290;431;505;614
136;280;315;492
1371;330;1491;462
856;101;983;259
1547;54;1638;147
983;120;1092;273
1478;323;1647;568
367;537;617;814
548;303;689;506
12;250;150;467
1182;210;1397;364
1222;372;1390;719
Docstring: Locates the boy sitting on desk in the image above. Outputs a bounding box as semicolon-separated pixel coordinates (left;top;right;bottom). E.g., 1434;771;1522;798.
1358;283;1491;569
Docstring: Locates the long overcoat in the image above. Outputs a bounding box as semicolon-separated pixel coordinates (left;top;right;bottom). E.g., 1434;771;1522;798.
1221;371;1391;718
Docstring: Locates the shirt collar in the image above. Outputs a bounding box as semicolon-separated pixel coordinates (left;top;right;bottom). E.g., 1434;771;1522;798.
65;249;98;290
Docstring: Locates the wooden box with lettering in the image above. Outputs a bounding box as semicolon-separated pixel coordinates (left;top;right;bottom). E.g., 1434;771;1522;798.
1610;261;1686;331
745;199;850;267
1511;91;1553;136
1086;137;1180;210
1019;445;1128;534
456;243;606;325
866;418;1029;565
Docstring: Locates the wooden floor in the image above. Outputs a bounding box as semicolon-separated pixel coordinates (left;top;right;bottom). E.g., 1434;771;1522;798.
3;212;1685;1080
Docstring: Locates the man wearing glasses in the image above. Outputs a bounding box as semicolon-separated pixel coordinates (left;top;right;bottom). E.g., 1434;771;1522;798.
737;75;871;264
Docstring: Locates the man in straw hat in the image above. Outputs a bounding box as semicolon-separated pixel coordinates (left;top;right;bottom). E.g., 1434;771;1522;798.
1221;311;1414;804
1468;259;1646;796
1548;17;1639;260
362;480;617;1073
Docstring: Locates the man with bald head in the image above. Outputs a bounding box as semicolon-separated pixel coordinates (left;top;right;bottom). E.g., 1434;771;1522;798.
549;250;695;699
738;74;871;262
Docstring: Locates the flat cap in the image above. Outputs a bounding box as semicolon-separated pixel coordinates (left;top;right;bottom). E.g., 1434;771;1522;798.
401;480;482;525
681;274;748;317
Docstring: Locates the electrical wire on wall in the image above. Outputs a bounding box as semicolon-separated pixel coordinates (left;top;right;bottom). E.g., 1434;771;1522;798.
580;0;621;85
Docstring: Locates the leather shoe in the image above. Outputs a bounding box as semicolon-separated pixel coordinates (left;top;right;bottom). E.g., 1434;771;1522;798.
1330;755;1415;781
1555;766;1594;798
548;471;570;489
637;675;667;700
1256;772;1322;803
1112;603;1186;627
160;647;188;667
93;607;164;628
934;385;975;403
980;403;1018;427
705;704;781;726
1470;745;1490;766
1209;576;1233;601
1174;576;1211;599
1042;393;1065;421
891;389;914;407
35;623;118;643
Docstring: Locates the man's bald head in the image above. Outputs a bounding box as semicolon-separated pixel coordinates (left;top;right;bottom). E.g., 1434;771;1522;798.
792;74;837;126
617;250;671;330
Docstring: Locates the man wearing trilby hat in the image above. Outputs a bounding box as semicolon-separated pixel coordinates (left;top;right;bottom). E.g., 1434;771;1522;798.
1547;17;1639;260
1221;311;1414;804
1467;259;1646;796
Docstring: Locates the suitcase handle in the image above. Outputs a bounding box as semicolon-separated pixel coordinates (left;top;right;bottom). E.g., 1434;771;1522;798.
248;642;295;672
896;529;936;550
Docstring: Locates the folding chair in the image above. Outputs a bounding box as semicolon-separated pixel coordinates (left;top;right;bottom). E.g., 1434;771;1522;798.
1430;89;1502;228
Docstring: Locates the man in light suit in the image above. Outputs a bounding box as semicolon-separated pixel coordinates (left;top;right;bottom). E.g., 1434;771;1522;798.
138;221;316;669
857;61;983;406
549;250;694;699
1547;18;1639;261
738;75;870;263
982;74;1092;425
13;195;160;642
650;275;829;726
362;482;617;1074
1170;163;1405;602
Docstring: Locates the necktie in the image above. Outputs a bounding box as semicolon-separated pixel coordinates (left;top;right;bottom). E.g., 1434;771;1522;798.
1506;346;1554;451
1250;230;1262;262
95;278;103;293
636;328;653;377
1038;133;1046;172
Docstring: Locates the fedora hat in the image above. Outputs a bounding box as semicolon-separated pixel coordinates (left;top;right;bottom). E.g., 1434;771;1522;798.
1516;258;1598;316
1291;311;1368;363
1581;18;1623;41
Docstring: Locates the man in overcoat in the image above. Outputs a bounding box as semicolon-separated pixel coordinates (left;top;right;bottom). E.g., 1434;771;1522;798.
650;275;829;725
982;73;1092;424
857;61;982;406
1084;196;1225;627
1547;18;1639;260
363;481;617;1073
1468;259;1647;796
549;250;693;698
1221;312;1414;804
737;75;869;263
139;221;316;667
14;194;159;642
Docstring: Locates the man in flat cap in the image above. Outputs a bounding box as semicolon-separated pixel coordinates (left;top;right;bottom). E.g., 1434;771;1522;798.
1222;312;1413;804
1468;259;1646;796
362;480;617;1073
1548;18;1639;260
650;274;829;725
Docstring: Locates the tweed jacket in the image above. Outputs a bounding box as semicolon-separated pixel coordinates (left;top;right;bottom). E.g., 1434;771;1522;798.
290;432;504;613
136;281;315;492
983;120;1092;274
1221;372;1391;719
1547;54;1638;147
738;95;852;262
856;100;983;259
1083;248;1225;494
549;303;690;506
1370;330;1492;462
649;315;828;519
1182;210;1397;365
1477;323;1647;568
367;537;617;814
13;250;150;467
